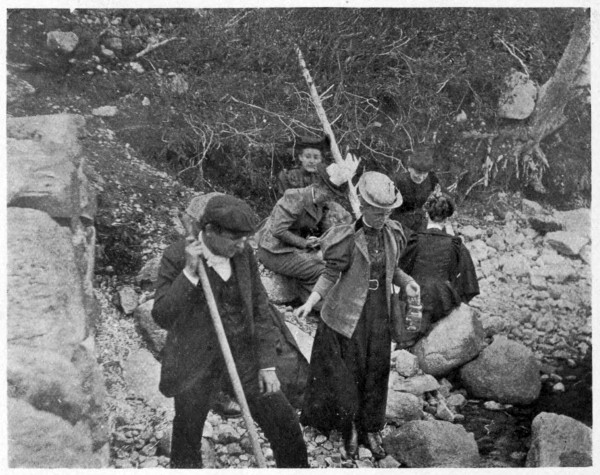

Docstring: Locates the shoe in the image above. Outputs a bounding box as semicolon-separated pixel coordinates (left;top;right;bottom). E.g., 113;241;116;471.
212;391;242;418
365;431;386;460
343;422;359;460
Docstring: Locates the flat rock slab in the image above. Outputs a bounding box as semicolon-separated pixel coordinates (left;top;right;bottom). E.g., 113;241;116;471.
544;231;589;257
526;412;592;467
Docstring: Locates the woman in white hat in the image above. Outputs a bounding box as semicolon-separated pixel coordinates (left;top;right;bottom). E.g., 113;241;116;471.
294;171;420;460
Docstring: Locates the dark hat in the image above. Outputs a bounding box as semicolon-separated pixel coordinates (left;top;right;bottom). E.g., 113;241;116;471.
315;163;348;198
199;194;258;234
407;146;435;172
286;135;331;154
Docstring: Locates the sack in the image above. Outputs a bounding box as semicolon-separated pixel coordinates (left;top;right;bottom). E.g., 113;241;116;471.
390;286;419;349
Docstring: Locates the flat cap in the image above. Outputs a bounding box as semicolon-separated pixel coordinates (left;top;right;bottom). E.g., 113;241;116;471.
199;194;258;234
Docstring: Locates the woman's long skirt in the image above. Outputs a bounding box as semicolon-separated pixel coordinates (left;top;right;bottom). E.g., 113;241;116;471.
300;285;391;434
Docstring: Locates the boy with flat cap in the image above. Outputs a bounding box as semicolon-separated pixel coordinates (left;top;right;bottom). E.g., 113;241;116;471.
152;194;308;468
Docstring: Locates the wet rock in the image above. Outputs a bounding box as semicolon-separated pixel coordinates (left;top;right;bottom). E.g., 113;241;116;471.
383;420;480;467
393;350;419;377
46;30;79;53
117;286;138;315
92;106;118;117
460;335;541;404
544;232;589;257
498;70;537;119
133;299;167;355
412;304;485;377
526;412;592;467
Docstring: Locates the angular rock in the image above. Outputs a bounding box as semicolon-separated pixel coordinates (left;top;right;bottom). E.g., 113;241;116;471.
378;455;401;468
91;106;118;117
136;256;162;287
460;335;541;404
530;274;548;290
465;239;493;263
7;71;36;104
134;299;167;355
499;254;531;278
386;385;424;422
478;314;506;337
544;231;589;257
122;349;173;415
578;244;590;265
446;393;467;409
8;398;106;468
393;349;420;377
521;199;544;215
486;234;506;252
46;30;79;53
117;286;139;315
534;263;578;283
285;322;313;363
498;70;537;119
392;374;440;395
458;225;483;241
552;208;590;239
383;420;480;467
412;304;485;377
526;412;592;467
216;424;239;444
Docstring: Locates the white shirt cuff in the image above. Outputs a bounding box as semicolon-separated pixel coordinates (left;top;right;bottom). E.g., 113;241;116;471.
183;267;200;286
260;367;276;371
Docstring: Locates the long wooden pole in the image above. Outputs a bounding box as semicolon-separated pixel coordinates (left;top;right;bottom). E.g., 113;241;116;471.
295;44;361;218
196;258;268;468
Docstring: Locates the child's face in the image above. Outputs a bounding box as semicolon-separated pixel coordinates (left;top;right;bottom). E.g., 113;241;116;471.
408;167;429;184
298;147;323;173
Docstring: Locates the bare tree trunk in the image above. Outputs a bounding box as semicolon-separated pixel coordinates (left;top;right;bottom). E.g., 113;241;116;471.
460;11;589;194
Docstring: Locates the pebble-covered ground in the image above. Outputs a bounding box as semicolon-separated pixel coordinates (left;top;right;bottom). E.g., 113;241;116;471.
87;115;591;468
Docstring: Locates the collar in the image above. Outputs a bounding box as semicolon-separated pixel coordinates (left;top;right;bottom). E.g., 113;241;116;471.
199;232;232;281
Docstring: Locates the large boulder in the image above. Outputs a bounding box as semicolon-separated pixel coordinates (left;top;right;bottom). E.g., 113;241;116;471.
552;208;590;239
383;420;480;467
7;114;93;226
460;335;541;404
526;412;592;467
134;299;167;355
497;70;537;119
8;398;105;468
385;382;423;422
411;304;485;377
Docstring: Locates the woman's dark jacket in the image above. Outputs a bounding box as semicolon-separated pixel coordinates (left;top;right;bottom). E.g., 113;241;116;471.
400;228;479;325
391;171;439;231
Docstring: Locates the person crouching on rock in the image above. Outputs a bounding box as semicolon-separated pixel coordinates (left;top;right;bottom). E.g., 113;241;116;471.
400;190;480;337
294;171;420;460
256;159;356;309
152;194;308;468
